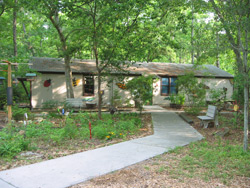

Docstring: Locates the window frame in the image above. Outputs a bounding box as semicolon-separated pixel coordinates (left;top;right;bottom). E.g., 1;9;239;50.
160;76;178;96
82;75;95;96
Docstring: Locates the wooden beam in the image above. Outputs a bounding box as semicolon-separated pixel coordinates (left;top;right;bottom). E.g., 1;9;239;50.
7;61;12;123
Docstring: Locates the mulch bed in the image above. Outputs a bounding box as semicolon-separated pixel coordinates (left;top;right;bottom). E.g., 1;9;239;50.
0;112;153;171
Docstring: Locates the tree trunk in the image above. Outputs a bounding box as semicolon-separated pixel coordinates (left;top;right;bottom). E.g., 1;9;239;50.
216;32;220;68
65;55;74;98
243;72;249;151
243;29;249;151
191;1;194;64
49;14;74;98
13;0;17;57
97;70;102;119
179;50;182;64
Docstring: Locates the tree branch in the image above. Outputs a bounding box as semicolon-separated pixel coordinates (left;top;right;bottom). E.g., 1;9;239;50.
65;27;90;40
0;5;5;17
209;0;241;55
49;13;67;51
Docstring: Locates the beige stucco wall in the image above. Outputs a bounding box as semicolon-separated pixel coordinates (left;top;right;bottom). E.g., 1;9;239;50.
152;78;233;106
32;74;105;108
32;74;233;108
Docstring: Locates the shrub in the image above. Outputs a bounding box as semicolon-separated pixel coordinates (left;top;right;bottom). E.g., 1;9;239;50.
62;118;78;139
176;72;206;115
0;134;30;157
169;94;185;105
11;106;34;121
92;126;108;139
126;75;155;113
117;121;136;132
25;120;54;138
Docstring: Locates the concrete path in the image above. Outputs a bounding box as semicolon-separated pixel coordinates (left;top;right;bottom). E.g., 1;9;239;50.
0;106;203;188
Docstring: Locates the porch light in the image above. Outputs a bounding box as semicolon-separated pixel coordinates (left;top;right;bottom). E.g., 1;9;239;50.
0;77;5;85
25;73;37;81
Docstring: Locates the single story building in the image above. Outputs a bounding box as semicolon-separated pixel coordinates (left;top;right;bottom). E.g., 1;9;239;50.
29;57;234;109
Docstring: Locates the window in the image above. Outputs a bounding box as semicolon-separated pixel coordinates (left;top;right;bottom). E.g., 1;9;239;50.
161;77;177;95
83;76;94;96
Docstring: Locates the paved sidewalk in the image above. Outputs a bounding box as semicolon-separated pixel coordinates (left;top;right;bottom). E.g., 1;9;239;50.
0;106;203;188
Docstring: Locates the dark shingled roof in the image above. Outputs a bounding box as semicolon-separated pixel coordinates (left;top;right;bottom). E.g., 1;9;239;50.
30;57;234;78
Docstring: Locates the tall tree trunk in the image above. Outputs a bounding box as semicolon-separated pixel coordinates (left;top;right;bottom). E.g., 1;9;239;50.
97;70;102;119
64;55;74;98
93;44;102;119
216;32;220;68
179;50;182;64
191;1;194;64
92;1;102;119
243;29;249;151
13;0;17;57
49;14;74;98
243;71;249;151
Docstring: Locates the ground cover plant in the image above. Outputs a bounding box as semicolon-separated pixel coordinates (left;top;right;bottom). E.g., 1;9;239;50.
0;112;152;170
75;113;250;188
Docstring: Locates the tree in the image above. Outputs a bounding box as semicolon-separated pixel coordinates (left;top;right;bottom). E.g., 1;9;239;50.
13;0;17;57
209;0;249;151
21;0;86;98
71;0;152;119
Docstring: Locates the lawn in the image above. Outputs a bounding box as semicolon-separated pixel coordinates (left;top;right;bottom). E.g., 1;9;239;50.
0;111;152;170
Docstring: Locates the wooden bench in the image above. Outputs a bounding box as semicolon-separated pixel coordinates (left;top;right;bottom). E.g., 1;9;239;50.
197;105;218;128
66;98;84;108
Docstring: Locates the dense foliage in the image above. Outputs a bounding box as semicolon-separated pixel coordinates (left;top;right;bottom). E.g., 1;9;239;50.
126;75;154;113
0;0;240;70
176;72;206;115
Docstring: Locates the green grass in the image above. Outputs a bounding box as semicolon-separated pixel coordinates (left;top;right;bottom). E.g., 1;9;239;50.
0;112;142;159
167;139;250;184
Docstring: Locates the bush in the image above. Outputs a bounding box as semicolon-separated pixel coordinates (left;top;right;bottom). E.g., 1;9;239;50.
169;94;185;105
176;72;206;114
92;126;108;139
126;75;155;113
0;133;30;157
184;106;203;116
62;118;79;139
12;106;34;121
25;120;54;138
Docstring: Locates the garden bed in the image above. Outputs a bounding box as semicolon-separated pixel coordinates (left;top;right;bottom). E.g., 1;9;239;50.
0;112;153;171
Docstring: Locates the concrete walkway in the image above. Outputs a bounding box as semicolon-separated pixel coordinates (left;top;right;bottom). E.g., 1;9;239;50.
0;106;203;188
